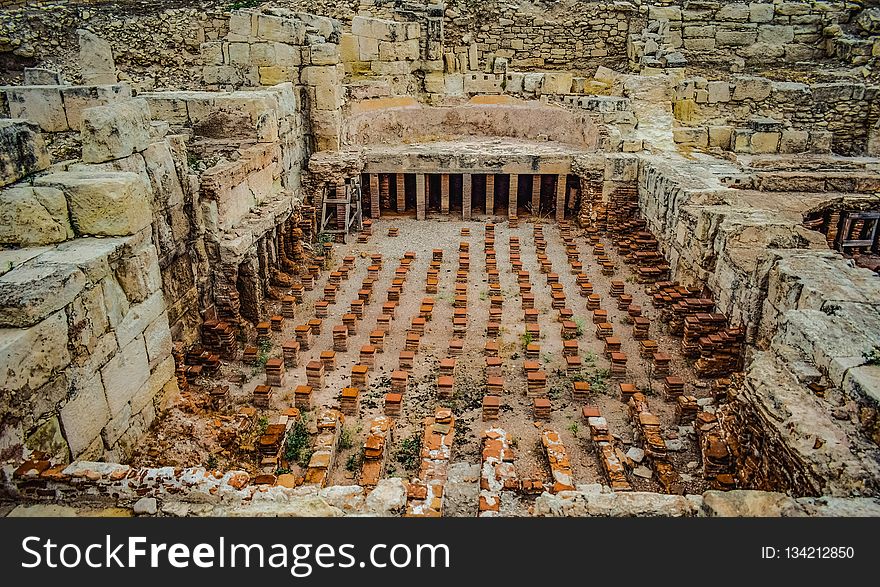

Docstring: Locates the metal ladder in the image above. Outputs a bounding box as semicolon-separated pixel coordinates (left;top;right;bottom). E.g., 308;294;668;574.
319;177;363;243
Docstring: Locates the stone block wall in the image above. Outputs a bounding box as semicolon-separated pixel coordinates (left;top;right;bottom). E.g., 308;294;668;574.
142;81;310;330
0;83;132;133
200;7;344;153
0;128;181;465
443;1;635;72
0;1;229;90
673;75;880;155
633;152;880;496
634;1;853;68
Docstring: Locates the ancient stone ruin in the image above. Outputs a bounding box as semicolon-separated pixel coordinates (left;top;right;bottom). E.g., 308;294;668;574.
1;0;879;517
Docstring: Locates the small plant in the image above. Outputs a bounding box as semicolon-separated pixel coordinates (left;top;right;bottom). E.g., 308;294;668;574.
480;290;488;301
520;331;534;349
317;232;334;244
574;317;586;337
228;0;261;9
205;454;218;469
567;422;579;437
338;427;354;451
395;434;422;472
256;416;268;436
345;449;364;473
284;418;311;467
186;151;202;169
864;347;880;365
583;351;597;366
276;467;291;475
509;435;519;449
590;368;610;393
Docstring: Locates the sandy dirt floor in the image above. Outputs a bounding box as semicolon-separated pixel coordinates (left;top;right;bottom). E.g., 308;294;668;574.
132;214;715;510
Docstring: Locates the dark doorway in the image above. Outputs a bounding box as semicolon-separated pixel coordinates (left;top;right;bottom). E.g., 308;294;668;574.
236;260;260;323
539;174;556;217
472;174;487;215
518;174;532;215
427;174;441;212
450;174;463;214
404;174;417;214
494;174;510;216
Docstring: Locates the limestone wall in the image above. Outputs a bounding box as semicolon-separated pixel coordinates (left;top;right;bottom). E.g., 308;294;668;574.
444;1;634;73
633;152;880;496
673;75;880;156
634;1;853;68
0;101;184;463
0;83;132;133
0;0;229;90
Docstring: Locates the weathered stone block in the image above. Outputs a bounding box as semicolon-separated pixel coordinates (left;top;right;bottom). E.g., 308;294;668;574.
707;81;731;103
732;128;753;152
257;14;306;44
684;37;716;51
717;3;750;21
749;3;775;23
101;335;151;417
649;6;682;21
259;66;296;86
780;129;810;153
0;119;50;188
0;86;68;132
131;355;175;415
115;288;164;350
60;374;110;457
776;2;811;16
543;72;574;94
203;65;241;85
709;126;734;149
757;25;795;44
0;310;70;393
716;30;757;46
732;75;772;101
227;42;250;65
23;67;63;85
750;131;781;153
0;263;85;328
60;84;132;130
310;43;339;65
274;43;301;68
78;29;116;85
80;99;151;164
673;126;709;147
36;171;152;237
340;33;358;63
201;42;224;65
0;186;73;246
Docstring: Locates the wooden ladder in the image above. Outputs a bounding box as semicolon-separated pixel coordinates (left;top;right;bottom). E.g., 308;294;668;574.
319;178;363;243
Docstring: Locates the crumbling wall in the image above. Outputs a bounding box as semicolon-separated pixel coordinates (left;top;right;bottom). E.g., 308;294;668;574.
198;7;344;152
443;0;635;72
0;0;229;90
634;152;880;497
672;75;880;155
632;1;854;69
342;97;602;148
0;107;180;463
142;81;310;330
